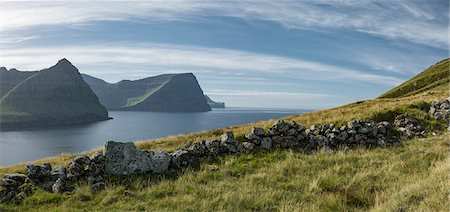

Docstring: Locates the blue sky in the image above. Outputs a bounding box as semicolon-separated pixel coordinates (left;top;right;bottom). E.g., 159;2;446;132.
0;0;448;109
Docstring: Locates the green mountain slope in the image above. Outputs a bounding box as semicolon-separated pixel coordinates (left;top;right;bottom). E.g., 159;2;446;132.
378;58;449;98
82;73;211;112
0;67;37;98
0;59;109;128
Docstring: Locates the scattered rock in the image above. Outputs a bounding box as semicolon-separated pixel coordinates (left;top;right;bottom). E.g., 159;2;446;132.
394;115;424;138
430;98;450;127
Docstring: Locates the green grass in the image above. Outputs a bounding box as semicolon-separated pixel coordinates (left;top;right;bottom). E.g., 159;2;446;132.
1;133;448;211
0;93;448;211
378;58;449;99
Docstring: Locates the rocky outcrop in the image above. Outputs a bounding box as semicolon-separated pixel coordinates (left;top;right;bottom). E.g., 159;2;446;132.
0;59;109;129
0;113;440;204
0;174;32;204
82;73;211;112
429;98;450;130
394;115;424;138
204;95;225;108
430;98;450;121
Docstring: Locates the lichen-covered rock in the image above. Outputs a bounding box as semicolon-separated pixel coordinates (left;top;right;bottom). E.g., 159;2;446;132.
242;142;255;151
88;153;105;177
0;187;17;204
3;174;28;185
67;161;86;180
103;141;171;175
220;132;245;154
251;127;265;136
183;142;208;157
52;178;66;194
430;98;450;125
268;120;291;135
394;115;424;138
51;166;67;179
146;150;172;174
26;163;52;182
260;137;272;149
73;155;91;165
272;136;299;149
205;139;221;156
170;149;200;170
0;174;32;204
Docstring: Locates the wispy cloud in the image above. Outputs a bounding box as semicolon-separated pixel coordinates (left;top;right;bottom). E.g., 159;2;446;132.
204;89;346;109
0;43;403;86
205;89;339;98
1;1;448;48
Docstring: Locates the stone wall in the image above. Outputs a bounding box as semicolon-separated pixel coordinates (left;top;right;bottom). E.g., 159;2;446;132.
1;100;449;204
429;97;450;130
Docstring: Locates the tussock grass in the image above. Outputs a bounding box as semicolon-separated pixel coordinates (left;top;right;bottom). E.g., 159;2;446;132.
1;134;448;211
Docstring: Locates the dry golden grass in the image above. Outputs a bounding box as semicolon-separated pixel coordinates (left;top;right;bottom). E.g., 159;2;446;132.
0;83;448;211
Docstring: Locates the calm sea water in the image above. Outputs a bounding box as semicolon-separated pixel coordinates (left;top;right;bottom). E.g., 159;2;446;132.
0;108;308;166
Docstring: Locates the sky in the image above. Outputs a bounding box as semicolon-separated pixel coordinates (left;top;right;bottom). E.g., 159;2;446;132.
0;0;448;109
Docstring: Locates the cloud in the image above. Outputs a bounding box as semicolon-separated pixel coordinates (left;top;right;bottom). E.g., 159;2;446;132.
1;0;447;48
204;89;347;109
205;89;339;98
0;43;403;86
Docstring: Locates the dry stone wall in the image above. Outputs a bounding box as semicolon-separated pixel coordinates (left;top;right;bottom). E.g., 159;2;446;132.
1;99;449;204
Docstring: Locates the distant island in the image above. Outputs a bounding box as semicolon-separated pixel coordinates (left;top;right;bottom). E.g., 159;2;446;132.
204;95;225;108
82;73;212;112
0;59;109;129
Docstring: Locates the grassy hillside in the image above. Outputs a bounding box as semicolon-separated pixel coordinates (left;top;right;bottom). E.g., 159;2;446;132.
379;58;449;99
0;60;449;211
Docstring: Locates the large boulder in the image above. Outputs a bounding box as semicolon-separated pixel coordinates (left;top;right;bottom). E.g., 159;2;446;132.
103;141;171;175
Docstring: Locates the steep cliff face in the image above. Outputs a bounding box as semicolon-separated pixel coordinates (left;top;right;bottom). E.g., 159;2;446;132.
0;59;109;128
82;73;211;112
0;67;37;98
204;95;225;108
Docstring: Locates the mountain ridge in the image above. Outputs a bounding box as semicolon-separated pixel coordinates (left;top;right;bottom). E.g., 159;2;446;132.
378;58;449;99
0;59;109;129
82;73;212;112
